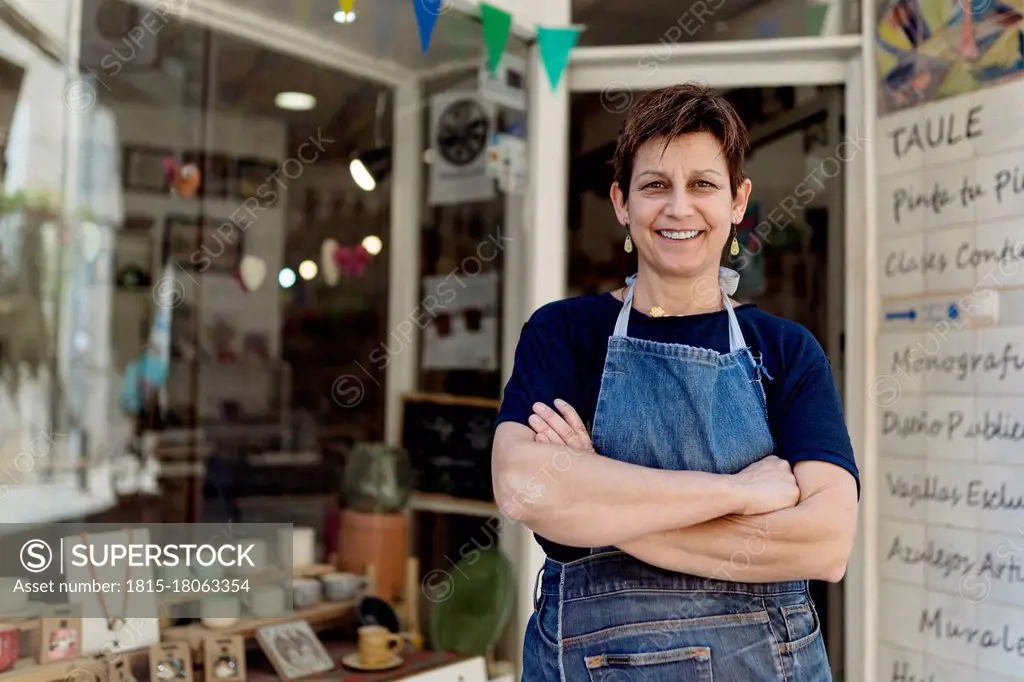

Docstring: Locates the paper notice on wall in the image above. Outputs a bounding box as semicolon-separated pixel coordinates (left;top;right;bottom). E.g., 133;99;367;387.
428;91;496;206
478;53;527;111
420;271;498;370
499;134;527;195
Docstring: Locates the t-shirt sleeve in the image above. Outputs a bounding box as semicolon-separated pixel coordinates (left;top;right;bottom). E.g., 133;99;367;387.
494;303;580;431
772;344;861;497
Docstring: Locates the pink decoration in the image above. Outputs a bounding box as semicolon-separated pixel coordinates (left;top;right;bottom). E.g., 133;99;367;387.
333;244;372;278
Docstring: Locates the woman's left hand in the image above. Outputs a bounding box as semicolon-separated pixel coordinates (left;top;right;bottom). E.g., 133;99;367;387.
528;399;595;453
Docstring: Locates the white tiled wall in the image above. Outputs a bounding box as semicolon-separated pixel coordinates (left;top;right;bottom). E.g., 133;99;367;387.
877;79;1024;681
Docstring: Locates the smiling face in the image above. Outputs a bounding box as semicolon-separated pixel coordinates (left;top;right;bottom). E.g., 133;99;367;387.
612;131;751;283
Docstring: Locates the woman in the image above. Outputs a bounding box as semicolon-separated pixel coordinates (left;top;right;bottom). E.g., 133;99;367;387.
492;83;859;681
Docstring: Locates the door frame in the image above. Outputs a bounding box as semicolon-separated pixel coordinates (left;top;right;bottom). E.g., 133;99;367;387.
565;35;872;682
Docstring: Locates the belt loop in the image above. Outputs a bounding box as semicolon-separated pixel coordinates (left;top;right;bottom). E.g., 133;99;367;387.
532;562;544;611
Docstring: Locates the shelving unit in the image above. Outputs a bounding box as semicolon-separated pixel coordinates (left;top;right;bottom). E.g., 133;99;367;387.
0;650;149;682
409;492;497;518
160;598;358;654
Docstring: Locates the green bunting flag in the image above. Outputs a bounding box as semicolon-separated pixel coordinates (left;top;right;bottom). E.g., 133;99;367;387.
480;3;513;75
536;25;582;90
805;4;830;35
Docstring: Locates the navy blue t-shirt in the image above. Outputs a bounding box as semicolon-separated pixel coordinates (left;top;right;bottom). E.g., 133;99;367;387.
495;292;859;562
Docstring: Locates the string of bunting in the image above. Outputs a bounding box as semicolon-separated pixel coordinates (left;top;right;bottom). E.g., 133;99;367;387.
411;0;583;90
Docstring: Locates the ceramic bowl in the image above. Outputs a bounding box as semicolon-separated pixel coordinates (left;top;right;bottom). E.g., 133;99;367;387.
321;572;369;602
291;578;322;610
246;585;286;618
0;579;28;614
200;596;240;629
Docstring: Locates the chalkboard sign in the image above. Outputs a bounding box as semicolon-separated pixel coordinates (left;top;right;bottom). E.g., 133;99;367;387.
400;393;499;502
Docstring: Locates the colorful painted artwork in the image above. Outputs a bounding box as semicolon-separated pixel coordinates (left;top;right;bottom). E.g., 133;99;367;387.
876;0;1024;114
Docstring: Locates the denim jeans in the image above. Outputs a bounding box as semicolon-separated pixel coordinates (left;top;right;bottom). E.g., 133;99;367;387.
523;554;832;681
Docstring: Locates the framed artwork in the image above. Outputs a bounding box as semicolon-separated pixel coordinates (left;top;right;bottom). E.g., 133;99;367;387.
39;606;81;663
256;621;335;680
123;145;169;193
236;157;279;206
162;215;242;272
150;641;193;682
203;636;245;682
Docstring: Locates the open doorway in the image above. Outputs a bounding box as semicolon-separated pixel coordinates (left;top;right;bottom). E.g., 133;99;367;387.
567;83;849;679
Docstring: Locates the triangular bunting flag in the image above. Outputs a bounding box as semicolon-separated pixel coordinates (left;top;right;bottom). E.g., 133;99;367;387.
412;0;443;53
480;3;512;75
340;0;355;12
805;4;830;35
536;26;582;90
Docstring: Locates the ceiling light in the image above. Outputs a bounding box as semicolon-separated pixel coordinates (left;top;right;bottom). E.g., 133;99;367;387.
333;10;356;23
274;92;316;111
278;268;297;288
349;147;391;192
349;158;375;192
361;235;383;255
298;260;318;280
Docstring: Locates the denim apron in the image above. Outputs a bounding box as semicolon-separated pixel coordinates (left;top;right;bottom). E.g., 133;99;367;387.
522;270;832;681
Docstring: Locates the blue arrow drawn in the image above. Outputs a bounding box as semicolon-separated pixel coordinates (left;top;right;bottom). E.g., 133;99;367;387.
885;309;917;321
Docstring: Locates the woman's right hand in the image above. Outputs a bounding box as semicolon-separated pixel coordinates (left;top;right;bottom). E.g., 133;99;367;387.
731;456;800;516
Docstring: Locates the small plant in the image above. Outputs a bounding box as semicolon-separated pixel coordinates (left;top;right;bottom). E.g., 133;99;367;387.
341;442;414;514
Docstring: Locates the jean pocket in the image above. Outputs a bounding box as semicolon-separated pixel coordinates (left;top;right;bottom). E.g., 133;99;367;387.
535;594;560;650
585;646;713;682
777;602;821;654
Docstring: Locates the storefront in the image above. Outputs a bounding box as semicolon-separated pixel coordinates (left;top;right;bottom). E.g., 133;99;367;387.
3;0;1024;679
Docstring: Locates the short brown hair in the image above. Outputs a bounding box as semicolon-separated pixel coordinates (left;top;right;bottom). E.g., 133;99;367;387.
612;83;749;199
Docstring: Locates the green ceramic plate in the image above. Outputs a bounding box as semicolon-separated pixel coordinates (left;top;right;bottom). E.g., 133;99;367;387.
428;548;515;656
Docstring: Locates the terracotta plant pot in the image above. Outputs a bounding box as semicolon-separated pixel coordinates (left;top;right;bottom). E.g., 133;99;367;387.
336;510;408;602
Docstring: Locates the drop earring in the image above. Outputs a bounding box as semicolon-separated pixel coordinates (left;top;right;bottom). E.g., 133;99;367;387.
623;225;633;253
729;226;740;257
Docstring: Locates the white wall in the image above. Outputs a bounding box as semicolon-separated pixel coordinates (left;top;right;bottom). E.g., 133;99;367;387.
0;18;70;197
873;77;1024;682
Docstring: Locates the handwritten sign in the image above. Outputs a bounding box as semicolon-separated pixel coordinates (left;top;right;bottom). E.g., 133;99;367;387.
400;392;500;502
876;77;1024;682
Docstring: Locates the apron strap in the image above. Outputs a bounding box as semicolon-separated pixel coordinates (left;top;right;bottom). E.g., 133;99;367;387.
613;268;748;352
612;274;637;338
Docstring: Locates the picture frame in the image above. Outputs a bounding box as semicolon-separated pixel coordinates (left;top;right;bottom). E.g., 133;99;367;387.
162;215;243;273
255;621;335;680
203;636;245;682
235;157;279;205
123;145;169;193
150;641;193;682
38;606;81;663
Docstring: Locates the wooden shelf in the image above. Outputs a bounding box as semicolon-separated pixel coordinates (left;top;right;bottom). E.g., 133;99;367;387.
0;651;146;682
161;599;357;653
0;656;95;682
156;564;338;607
292;563;336;579
409;493;497;518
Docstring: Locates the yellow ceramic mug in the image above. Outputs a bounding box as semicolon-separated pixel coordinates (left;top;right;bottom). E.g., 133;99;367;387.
357;625;403;665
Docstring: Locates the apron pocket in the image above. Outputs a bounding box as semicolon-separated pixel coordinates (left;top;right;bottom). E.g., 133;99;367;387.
584;646;713;682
